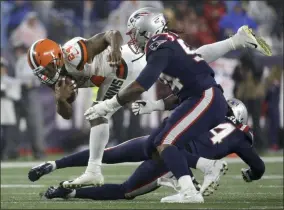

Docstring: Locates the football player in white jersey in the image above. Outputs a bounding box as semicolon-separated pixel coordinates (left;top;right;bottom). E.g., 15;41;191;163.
28;21;271;189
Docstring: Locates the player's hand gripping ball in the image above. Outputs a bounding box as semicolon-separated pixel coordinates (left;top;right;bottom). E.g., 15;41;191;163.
55;76;78;103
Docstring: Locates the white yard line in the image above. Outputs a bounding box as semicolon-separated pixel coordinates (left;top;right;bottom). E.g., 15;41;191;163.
1;184;45;188
1;157;283;169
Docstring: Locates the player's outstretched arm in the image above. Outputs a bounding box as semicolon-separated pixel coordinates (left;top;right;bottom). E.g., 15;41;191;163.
235;141;265;182
132;94;178;115
85;30;123;63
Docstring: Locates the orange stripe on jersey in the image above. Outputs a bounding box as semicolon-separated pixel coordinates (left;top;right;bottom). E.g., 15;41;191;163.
90;75;105;87
116;58;128;79
77;40;88;71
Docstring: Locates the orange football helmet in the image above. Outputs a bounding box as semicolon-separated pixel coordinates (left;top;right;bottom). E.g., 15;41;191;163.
27;39;64;85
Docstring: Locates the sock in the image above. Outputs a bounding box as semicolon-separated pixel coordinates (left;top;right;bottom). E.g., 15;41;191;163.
75;184;125;200
195;39;235;63
160;146;189;180
196;157;214;173
178;175;197;192
85;123;109;174
103;136;150;163
55;149;89;169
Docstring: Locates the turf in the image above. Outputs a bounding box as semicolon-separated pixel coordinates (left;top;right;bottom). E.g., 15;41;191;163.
1;158;283;209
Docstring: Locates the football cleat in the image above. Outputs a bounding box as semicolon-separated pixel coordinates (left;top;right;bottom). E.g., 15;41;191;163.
62;172;104;189
158;176;212;196
28;162;54;182
41;182;74;199
161;189;204;203
233;25;272;56
200;160;228;194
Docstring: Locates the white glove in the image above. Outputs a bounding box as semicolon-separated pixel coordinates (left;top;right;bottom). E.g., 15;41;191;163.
84;97;121;120
132;99;165;115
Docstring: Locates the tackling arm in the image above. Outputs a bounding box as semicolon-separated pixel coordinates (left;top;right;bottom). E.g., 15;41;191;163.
115;48;172;107
85;30;123;61
234;141;265;181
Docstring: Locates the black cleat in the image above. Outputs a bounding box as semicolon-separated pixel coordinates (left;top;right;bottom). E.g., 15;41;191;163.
28;162;54;182
41;182;74;199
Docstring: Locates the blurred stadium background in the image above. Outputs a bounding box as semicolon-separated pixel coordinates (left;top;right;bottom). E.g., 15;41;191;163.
1;0;283;161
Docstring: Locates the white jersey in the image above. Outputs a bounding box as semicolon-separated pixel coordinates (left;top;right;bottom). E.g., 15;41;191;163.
62;37;146;101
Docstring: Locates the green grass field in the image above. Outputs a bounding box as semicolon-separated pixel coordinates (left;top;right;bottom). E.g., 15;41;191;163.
1;157;283;209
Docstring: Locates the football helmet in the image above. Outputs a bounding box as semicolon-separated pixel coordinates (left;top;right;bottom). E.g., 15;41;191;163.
227;98;248;124
126;7;167;54
27;39;64;85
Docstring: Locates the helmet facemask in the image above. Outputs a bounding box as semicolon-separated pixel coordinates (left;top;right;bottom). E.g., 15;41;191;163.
33;51;63;85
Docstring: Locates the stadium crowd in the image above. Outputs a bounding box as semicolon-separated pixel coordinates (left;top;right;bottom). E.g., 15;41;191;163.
1;0;283;160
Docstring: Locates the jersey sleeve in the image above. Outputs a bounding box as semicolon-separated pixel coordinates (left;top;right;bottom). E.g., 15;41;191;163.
234;135;265;180
136;47;172;91
63;37;88;71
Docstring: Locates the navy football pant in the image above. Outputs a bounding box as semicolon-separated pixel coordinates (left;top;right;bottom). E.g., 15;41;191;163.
151;87;227;148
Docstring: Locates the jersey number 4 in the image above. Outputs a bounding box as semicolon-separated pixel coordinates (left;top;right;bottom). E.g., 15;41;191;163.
210;123;236;144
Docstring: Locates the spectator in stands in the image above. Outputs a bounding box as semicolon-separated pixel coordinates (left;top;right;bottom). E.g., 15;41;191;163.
203;0;226;39
7;0;32;37
13;43;46;160
196;17;217;45
1;1;14;50
0;57;21;160
265;66;282;151
219;1;257;39
10;11;47;48
233;52;266;151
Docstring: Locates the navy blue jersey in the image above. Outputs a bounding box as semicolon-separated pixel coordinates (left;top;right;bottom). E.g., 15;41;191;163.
136;32;217;101
188;117;265;180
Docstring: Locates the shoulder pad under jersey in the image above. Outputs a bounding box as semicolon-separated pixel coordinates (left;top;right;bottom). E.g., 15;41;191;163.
62;37;88;72
145;33;177;55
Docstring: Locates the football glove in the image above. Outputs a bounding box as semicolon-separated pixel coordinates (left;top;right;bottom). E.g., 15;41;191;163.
132;100;165;115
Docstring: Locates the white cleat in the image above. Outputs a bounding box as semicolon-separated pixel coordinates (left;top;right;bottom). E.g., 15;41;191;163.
233;25;272;56
161;189;204;203
200;160;228;194
158;176;212;196
62;172;104;189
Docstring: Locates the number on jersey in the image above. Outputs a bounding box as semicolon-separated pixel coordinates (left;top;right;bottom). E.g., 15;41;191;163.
210;123;236;144
159;73;183;94
177;39;204;62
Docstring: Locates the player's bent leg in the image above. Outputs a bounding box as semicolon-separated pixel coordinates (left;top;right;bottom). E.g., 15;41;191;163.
158;87;227;203
43;160;169;200
63;117;108;189
42;182;125;200
122;159;170;199
102;135;151;163
29;135;152;182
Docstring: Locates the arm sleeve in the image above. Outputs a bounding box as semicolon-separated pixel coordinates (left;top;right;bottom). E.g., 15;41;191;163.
136;48;172;91
234;140;265;180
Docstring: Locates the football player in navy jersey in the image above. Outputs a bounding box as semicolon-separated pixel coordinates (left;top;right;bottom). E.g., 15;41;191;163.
83;7;230;203
39;98;265;202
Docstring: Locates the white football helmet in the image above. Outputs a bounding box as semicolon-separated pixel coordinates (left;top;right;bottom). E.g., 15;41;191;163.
126;7;167;54
227;98;248;124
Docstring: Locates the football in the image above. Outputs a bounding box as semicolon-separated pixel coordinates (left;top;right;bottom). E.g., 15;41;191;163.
58;75;78;103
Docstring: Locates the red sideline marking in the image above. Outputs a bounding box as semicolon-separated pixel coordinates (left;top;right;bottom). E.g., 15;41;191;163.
19;148;64;156
227;153;238;158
